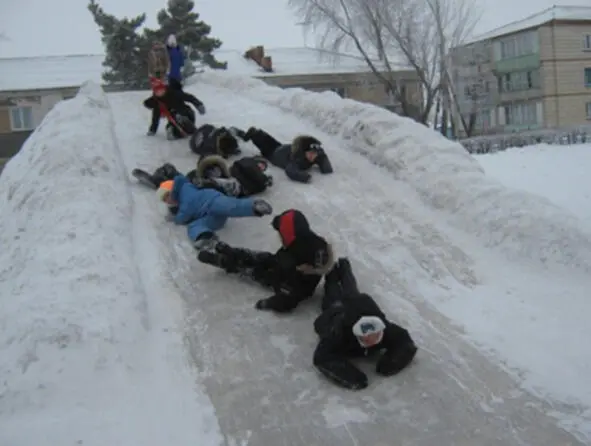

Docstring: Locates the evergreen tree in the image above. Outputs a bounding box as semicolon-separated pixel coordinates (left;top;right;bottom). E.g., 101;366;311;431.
88;0;150;89
150;0;227;74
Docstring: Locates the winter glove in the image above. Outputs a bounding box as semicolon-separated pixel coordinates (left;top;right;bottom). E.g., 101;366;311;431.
255;298;271;310
252;199;272;216
376;341;418;376
147;130;156;136
316;360;369;390
196;104;206;115
228;126;247;140
255;293;300;313
265;175;274;187
215;178;242;197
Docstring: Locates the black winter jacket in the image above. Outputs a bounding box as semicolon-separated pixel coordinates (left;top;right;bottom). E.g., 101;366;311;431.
143;89;203;133
256;210;334;313
269;136;333;183
190;124;240;159
313;293;416;389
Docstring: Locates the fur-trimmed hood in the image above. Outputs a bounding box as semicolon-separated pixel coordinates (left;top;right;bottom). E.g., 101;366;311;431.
295;242;335;275
196;154;230;179
291;135;322;154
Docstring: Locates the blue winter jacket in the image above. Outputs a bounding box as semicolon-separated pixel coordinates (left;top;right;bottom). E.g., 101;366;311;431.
167;46;184;81
170;175;256;240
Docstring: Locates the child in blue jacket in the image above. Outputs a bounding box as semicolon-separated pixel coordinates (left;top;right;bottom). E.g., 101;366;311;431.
157;175;273;250
166;34;184;91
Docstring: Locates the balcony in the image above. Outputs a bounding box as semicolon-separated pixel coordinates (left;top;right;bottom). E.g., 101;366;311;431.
493;53;540;74
495;87;542;103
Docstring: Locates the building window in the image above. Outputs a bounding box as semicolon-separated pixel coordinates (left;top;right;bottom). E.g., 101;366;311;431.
498;69;540;92
330;87;345;98
476;109;491;129
585;68;591;87
9;106;34;131
584;34;591;51
500;39;516;59
495;31;538;61
504;102;538;126
587;102;591;119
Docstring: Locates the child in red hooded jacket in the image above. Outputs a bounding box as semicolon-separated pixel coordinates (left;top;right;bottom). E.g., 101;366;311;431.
198;209;334;313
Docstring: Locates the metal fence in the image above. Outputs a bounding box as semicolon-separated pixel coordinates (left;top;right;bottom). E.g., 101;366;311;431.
460;125;591;154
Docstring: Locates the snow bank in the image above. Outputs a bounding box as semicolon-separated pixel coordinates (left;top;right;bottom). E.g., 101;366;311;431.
0;82;220;446
199;72;591;272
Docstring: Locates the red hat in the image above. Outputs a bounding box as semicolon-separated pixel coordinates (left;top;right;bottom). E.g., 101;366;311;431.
150;77;166;95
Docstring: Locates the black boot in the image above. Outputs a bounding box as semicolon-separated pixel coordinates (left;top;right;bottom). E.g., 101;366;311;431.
152;163;180;185
322;263;344;311
337;258;360;295
243;127;258;142
193;232;218;252
215;242;273;269
198;250;239;272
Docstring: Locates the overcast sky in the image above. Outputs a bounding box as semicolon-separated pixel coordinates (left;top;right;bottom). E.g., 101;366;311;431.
0;0;588;58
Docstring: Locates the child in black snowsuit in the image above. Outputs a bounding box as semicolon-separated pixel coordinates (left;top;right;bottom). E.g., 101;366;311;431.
189;124;243;159
237;127;333;183
143;77;205;140
313;258;417;390
197;209;334;312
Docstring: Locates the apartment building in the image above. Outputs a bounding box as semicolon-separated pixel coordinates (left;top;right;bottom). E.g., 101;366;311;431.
450;5;591;137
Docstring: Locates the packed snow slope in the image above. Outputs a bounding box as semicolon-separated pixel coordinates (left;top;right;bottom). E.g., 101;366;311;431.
0;77;589;446
0;82;222;446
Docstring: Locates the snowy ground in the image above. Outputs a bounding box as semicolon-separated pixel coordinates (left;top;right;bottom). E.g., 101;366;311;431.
1;77;590;445
476;143;591;225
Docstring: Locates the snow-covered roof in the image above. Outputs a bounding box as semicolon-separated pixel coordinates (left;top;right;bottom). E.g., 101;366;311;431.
0;55;105;92
466;5;591;44
0;47;394;92
215;47;391;77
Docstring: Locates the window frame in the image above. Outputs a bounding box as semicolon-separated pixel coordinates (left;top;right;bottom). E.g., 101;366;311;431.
584;34;591;51
504;101;538;126
586;102;591;120
585;67;591;88
9;106;35;131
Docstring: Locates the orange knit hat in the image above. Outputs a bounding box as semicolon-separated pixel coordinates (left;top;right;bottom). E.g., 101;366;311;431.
157;180;174;202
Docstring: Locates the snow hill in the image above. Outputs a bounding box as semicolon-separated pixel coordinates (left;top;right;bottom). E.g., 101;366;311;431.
0;75;590;446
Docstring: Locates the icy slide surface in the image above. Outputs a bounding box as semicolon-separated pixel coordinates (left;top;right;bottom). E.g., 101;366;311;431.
198;72;591;441
113;79;585;445
0;79;588;445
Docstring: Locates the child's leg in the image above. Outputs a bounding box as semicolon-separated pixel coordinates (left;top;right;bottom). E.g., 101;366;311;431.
246;128;282;159
207;194;255;217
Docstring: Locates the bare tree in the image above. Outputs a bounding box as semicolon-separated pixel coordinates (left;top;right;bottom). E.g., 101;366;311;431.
288;0;481;126
448;39;494;137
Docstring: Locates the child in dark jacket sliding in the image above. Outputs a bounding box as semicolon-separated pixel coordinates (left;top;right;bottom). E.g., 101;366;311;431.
312;258;417;390
197;209;334;312
235;127;333;183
